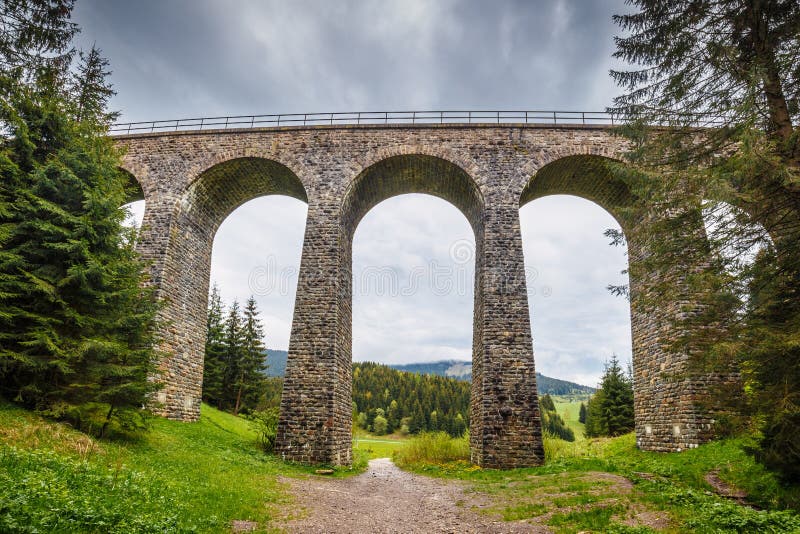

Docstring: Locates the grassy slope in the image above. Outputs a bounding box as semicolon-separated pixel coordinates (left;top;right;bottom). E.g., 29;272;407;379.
0;402;358;533
554;397;587;442
396;432;800;533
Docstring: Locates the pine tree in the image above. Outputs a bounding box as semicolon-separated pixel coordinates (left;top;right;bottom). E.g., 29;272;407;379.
233;296;267;415
584;356;634;438
0;0;160;434
220;300;244;410
579;402;587;424
610;0;800;479
202;283;226;406
70;44;117;125
0;0;77;87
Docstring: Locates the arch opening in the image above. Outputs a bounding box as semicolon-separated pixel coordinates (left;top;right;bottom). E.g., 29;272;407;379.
343;155;482;441
520;155;636;447
150;156;308;421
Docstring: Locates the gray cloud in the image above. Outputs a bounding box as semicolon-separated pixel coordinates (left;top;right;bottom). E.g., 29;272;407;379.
107;0;631;386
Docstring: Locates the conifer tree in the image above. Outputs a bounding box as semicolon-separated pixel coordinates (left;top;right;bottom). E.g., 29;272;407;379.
579;402;587;424
70;44;117;125
584;355;634;438
233;296;267;415
610;0;800;479
202;283;226;406
220;299;244;410
0;0;161;434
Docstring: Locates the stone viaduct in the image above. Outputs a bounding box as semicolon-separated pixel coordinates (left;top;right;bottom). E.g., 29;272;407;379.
116;119;718;468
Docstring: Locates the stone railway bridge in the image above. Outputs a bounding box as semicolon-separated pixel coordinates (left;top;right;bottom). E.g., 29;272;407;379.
115;118;718;468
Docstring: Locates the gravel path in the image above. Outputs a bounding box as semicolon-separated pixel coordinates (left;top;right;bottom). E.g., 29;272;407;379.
276;458;543;533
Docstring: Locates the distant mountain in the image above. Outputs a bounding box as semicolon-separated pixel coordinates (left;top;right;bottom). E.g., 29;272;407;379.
265;349;288;377
264;351;595;395
391;359;595;395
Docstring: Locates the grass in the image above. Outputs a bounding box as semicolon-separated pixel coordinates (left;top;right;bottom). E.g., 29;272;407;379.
352;435;408;460
0;401;360;533
553;397;588;442
394;430;800;533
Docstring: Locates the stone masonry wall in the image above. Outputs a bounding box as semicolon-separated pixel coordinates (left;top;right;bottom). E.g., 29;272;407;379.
118;123;720;466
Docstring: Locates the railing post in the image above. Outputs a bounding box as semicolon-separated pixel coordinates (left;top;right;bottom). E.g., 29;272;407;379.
357;112;361;125
330;113;334;125
250;116;255;128
553;111;557;124
412;111;416;124
525;111;528;124
303;114;307;126
582;112;585;125
224;117;229;129
496;111;500;124
199;118;204;130
385;111;388;124
277;115;281;126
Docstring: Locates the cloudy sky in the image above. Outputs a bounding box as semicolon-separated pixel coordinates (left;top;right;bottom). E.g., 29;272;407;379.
74;0;632;387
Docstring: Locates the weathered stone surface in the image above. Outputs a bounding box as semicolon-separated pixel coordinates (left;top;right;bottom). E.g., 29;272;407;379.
117;123;719;467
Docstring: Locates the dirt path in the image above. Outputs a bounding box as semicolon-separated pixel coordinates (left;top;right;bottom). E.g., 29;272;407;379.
276;458;542;533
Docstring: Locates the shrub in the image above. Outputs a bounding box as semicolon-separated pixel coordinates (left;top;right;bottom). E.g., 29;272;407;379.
249;408;279;452
395;431;470;465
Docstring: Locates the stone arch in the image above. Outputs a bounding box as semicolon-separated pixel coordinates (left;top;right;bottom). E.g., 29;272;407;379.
341;153;485;236
118;167;145;204
149;156;308;421
520;154;635;231
519;154;717;452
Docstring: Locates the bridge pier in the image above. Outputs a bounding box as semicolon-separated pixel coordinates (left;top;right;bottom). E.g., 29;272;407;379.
275;199;353;465
471;200;544;468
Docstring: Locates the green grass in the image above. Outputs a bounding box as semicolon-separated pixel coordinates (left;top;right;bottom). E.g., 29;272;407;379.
394;430;800;533
0;401;360;533
553;397;588;442
352;435;408;460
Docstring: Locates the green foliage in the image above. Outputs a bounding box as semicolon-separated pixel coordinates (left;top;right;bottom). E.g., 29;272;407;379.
202;289;268;415
0;0;160;435
248;407;279;453
610;0;800;482
584;356;634;438
394;431;470;466
539;393;575;442
0;401;336;532
352;362;469;437
579;402;587;424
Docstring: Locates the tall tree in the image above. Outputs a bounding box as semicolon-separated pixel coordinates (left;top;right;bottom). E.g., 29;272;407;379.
0;0;161;434
233;296;267;415
584;355;634;438
70;44;117;125
202;283;226;406
220;299;244;411
610;0;800;480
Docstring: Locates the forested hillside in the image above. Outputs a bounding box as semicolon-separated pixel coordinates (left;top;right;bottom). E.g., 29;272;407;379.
353;362;470;436
265;351;595;395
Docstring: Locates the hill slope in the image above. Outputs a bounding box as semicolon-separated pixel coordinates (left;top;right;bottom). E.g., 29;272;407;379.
265;350;594;395
0;401;333;532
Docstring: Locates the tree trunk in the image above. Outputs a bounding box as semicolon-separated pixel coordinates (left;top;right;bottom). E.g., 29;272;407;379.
747;0;798;167
234;375;243;416
100;403;115;439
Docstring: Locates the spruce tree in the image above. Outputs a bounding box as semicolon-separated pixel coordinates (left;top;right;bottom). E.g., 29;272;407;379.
584;356;634;438
220;299;244;410
610;0;800;479
202;283;226;406
233;296;267;415
0;0;160;434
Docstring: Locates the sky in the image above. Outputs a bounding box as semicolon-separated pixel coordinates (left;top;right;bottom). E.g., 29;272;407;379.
76;0;632;387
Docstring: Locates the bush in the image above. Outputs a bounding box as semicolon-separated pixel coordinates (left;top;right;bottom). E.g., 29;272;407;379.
394;431;470;465
249;408;279;452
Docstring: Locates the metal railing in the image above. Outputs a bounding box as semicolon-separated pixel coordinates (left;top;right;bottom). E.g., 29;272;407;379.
109;110;616;135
